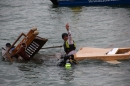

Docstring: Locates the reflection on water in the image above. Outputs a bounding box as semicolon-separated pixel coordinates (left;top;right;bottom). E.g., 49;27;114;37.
60;68;74;82
69;6;83;12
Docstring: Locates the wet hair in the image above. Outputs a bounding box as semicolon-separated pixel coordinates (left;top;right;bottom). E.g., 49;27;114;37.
62;33;68;39
6;43;11;47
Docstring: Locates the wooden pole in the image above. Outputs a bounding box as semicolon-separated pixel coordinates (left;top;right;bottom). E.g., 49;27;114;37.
41;45;62;49
6;33;26;62
8;33;26;52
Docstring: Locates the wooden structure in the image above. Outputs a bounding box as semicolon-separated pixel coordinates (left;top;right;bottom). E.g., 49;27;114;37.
3;28;48;61
74;47;130;64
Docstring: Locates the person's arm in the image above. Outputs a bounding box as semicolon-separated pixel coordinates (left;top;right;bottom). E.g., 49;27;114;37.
66;23;74;44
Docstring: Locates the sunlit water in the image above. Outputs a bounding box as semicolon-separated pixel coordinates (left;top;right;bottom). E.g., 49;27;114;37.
0;0;130;86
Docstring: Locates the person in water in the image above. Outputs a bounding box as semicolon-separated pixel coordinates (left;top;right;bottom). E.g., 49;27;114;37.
5;43;30;61
5;43;15;53
58;23;77;66
2;43;15;60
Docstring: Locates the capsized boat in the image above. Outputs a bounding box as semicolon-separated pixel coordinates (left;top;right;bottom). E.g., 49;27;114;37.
50;0;130;6
2;28;48;62
74;47;130;64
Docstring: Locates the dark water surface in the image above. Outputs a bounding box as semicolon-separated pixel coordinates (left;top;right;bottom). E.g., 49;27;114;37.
0;0;130;86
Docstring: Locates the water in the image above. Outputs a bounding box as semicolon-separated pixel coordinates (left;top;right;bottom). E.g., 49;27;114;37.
0;0;130;86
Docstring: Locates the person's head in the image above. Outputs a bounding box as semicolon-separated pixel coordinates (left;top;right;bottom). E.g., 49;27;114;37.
62;33;68;41
6;43;11;48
